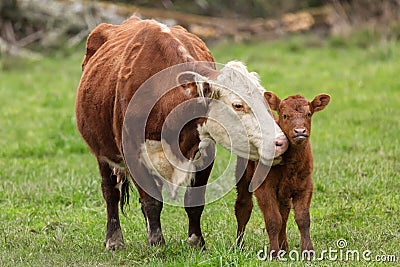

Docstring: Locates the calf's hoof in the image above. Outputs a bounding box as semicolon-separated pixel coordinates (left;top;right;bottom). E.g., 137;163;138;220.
105;230;125;251
187;234;205;249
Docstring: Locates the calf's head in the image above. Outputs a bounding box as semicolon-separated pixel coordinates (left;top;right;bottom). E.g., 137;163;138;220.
264;92;330;146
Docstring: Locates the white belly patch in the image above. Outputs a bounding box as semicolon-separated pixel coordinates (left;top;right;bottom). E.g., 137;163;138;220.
139;139;198;199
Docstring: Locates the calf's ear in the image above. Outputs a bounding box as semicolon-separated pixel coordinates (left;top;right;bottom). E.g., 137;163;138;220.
311;94;331;112
264;91;281;111
177;71;216;99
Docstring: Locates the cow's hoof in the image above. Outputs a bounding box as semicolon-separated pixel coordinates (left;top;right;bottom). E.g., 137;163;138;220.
147;233;165;246
105;230;125;251
187;233;205;249
105;239;125;251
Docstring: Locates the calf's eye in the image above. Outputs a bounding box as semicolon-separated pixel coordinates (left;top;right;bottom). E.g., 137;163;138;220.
283;114;289;119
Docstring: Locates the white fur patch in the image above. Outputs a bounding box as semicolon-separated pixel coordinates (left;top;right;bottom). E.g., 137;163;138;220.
139;139;197;198
158;22;171;33
100;156;126;171
115;181;123;191
177;45;194;60
178;45;187;54
220;61;265;95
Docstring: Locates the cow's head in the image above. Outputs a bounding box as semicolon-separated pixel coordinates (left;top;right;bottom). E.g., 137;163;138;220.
177;61;288;166
264;92;330;146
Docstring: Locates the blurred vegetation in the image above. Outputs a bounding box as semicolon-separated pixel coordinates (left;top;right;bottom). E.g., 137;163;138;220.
106;0;400;22
109;0;324;18
1;0;400;64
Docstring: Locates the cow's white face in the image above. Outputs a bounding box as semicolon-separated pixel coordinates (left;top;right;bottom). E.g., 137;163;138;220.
181;61;288;166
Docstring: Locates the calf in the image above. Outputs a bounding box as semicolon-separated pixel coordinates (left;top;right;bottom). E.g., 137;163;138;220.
235;92;330;257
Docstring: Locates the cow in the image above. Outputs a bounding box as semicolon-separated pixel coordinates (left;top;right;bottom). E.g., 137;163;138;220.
75;16;288;250
235;92;330;258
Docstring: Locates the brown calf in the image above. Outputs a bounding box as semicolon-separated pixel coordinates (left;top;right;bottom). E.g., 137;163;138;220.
235;92;330;257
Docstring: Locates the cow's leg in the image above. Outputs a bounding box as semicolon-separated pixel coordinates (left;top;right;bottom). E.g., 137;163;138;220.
137;182;165;246
293;189;314;254
278;200;290;251
184;163;213;248
235;177;253;247
255;186;282;258
98;160;124;250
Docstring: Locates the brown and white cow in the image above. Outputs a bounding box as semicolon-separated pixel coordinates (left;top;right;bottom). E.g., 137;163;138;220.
75;16;288;250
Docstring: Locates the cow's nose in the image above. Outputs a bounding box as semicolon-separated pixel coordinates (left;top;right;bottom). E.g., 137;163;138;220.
294;128;306;134
275;139;285;147
274;136;288;156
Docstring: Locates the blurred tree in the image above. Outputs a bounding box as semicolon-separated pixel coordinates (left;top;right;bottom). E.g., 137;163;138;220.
1;0;20;22
1;0;19;44
331;0;400;27
105;0;324;18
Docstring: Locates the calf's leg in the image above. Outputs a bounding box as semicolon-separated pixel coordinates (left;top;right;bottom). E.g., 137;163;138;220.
98;160;125;250
278;201;291;251
293;189;314;254
255;185;282;257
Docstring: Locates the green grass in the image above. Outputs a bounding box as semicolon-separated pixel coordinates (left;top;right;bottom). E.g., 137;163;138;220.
1;35;399;266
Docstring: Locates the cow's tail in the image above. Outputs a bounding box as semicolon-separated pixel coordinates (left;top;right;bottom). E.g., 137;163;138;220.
120;175;130;216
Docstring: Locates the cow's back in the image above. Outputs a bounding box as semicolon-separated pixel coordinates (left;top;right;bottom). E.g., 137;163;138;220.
75;16;214;163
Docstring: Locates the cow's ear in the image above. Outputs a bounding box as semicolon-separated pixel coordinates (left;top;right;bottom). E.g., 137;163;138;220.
177;71;215;98
311;94;330;112
264;91;281;111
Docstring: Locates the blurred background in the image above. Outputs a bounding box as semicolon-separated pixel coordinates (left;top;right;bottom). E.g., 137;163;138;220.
1;0;400;61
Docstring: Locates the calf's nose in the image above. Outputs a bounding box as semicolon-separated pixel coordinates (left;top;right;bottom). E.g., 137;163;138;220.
294;128;306;134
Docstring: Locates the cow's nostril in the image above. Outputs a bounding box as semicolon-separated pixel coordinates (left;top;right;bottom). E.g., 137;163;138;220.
275;139;284;147
274;137;289;157
294;128;306;134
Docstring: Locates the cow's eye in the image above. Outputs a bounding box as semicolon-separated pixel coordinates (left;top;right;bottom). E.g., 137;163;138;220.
232;102;245;111
307;112;312;117
283;114;289;119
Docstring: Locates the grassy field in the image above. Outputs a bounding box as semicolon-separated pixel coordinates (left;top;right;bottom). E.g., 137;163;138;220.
0;34;399;266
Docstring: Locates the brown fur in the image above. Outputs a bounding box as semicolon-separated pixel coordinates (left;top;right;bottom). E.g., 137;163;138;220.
235;92;330;257
76;16;214;162
75;16;215;249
